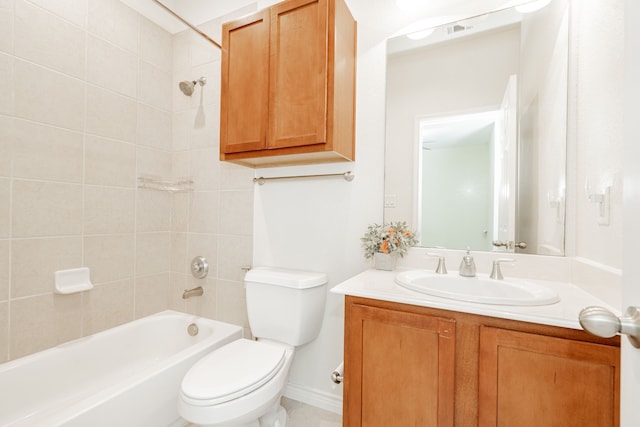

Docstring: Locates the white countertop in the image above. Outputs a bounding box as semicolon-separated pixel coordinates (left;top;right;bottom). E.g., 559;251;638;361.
331;268;620;330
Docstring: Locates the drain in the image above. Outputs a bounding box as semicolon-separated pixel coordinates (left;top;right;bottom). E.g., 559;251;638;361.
187;323;199;336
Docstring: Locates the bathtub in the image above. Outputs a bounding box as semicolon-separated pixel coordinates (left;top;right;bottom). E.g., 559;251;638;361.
0;310;243;427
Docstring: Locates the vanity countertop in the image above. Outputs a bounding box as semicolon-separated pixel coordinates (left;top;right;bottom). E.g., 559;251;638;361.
331;268;619;330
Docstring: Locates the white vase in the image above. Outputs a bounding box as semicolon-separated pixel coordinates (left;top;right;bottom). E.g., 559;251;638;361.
374;253;395;271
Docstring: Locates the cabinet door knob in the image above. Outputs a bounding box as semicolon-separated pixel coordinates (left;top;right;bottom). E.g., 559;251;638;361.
579;306;640;348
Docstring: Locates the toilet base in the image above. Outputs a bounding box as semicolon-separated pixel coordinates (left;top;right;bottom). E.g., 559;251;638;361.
197;401;287;427
259;403;287;427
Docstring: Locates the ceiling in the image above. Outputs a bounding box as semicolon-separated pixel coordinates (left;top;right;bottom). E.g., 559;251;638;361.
120;0;535;35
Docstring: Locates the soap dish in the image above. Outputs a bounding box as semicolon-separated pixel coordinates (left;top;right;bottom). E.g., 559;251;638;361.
54;267;94;294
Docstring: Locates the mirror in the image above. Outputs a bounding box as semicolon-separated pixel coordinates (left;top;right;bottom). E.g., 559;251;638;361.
384;0;568;256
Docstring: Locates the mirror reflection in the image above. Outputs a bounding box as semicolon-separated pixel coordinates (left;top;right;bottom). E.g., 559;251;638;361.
384;0;568;256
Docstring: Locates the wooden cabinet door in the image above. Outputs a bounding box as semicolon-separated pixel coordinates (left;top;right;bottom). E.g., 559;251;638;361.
478;326;620;427
220;10;270;154
345;302;456;427
268;0;328;149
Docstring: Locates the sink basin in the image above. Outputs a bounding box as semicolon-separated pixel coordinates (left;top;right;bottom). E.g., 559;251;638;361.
395;270;560;306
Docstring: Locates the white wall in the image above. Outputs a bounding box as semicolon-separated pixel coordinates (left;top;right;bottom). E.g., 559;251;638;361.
567;0;624;269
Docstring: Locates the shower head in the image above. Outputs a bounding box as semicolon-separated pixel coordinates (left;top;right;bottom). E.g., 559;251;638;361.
179;76;207;96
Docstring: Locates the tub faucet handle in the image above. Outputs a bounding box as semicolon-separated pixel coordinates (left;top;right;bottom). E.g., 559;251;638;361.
490;258;516;280
426;253;447;274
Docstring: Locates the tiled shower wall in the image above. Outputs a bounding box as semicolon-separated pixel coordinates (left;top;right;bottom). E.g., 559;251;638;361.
0;0;254;363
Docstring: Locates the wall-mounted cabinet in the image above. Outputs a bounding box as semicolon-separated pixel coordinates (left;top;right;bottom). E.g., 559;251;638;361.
220;0;357;167
343;296;620;427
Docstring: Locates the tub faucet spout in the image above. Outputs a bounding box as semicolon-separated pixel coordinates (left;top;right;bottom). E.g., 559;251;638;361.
182;286;204;299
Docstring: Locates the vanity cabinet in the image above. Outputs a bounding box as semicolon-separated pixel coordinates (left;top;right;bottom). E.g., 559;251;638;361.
478;326;619;427
344;300;456;426
220;0;356;167
343;296;620;427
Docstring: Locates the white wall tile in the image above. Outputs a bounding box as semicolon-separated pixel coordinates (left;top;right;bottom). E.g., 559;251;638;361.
217;235;252;282
87;35;137;97
14;59;85;131
88;0;138;54
171;193;190;232
219;162;255;191
82;279;134;335
86;85;137;142
136;146;172;178
10;293;82;359
191;36;220;68
83;186;135;235
0;302;7;362
0;240;8;302
0;179;8;238
137;103;172;150
0;116;11;177
15;0;85;78
84;135;136;187
138;61;172;111
136;190;171;232
0;53;13;115
135;232;171;276
11;236;82;298
190;148;219;190
219;191;253;235
27;0;87;29
134;272;170;318
12;180;83;237
172;151;189;179
171;232;188;274
140;17;172;73
171;109;193;151
187;233;218;278
216;279;249;328
13;119;83;183
0;2;13;54
83;234;135;284
188;191;219;233
191;102;218;149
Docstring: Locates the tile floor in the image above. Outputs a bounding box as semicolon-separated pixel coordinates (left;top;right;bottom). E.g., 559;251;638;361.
183;397;342;427
281;397;342;427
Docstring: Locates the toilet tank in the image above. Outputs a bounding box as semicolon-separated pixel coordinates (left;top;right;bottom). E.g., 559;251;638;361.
245;267;328;347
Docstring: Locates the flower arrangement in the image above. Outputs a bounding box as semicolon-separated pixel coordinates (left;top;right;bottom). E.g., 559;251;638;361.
361;221;418;259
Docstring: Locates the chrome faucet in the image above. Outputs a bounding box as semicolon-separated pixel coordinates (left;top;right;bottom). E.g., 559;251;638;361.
427;253;447;274
489;258;515;280
459;249;476;277
182;286;204;299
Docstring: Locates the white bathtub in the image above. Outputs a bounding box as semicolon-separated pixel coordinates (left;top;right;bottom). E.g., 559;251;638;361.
0;310;243;427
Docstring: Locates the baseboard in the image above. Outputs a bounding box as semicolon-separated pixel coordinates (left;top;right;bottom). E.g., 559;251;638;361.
283;382;343;415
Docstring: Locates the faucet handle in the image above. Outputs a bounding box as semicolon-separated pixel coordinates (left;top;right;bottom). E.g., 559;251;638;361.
426;253;447;274
490;258;516;280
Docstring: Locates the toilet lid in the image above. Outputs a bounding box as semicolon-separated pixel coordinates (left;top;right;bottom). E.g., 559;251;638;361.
181;339;286;405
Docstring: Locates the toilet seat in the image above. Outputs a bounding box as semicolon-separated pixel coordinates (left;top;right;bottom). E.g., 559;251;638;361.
180;339;286;406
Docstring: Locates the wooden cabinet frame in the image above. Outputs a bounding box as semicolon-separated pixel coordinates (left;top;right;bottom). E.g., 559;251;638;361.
343;296;620;427
220;0;356;167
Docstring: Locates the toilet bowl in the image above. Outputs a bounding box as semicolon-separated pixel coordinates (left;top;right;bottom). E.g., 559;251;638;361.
178;267;327;427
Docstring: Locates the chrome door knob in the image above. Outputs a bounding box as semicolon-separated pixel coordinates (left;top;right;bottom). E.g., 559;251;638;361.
579;306;640;348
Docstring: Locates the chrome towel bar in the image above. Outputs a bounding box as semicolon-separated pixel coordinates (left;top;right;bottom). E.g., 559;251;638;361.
254;171;354;185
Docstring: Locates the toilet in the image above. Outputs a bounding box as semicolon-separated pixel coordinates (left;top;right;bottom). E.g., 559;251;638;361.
178;266;328;427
